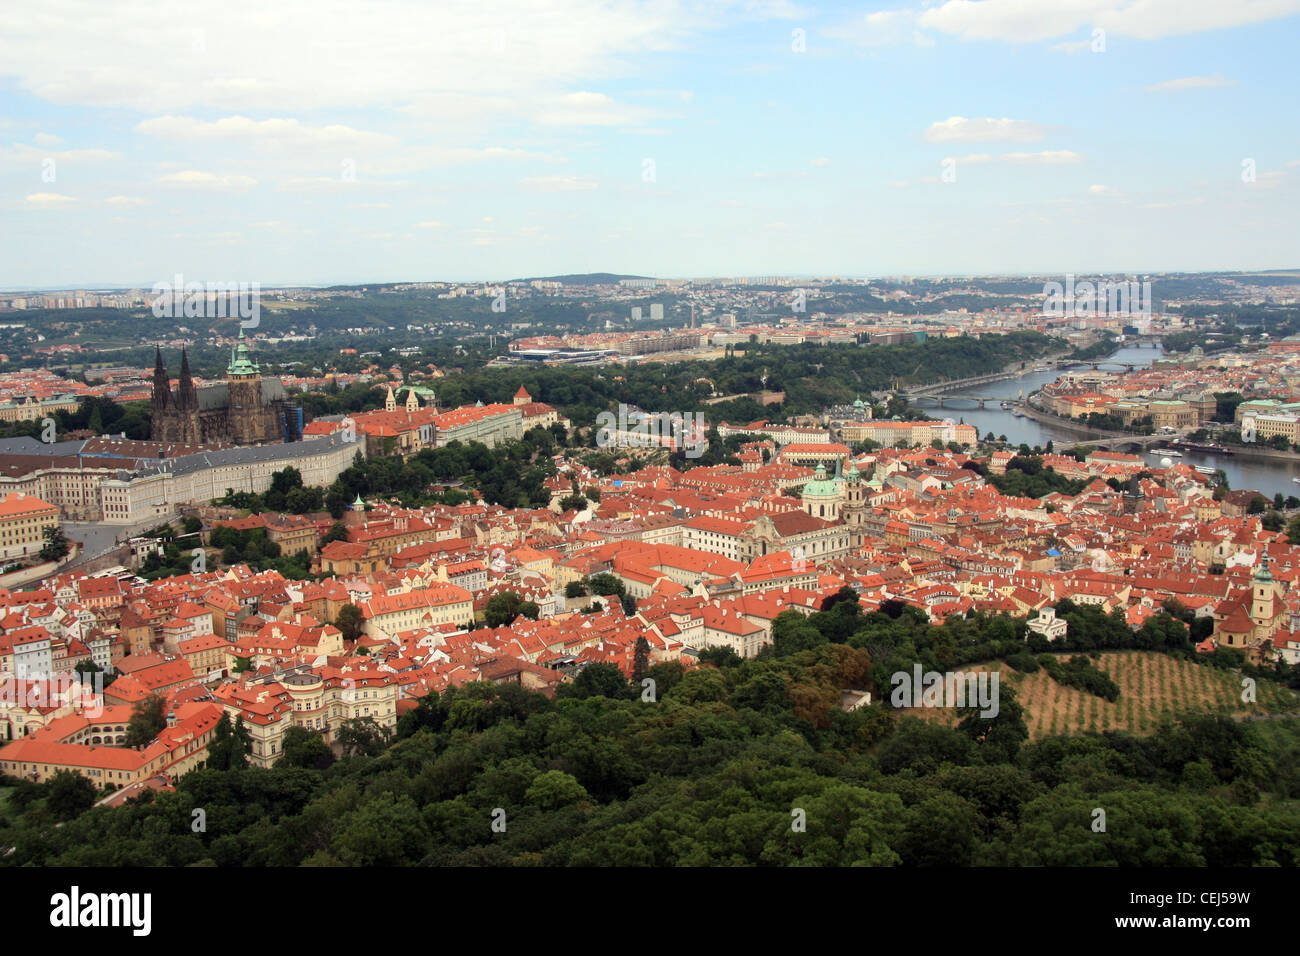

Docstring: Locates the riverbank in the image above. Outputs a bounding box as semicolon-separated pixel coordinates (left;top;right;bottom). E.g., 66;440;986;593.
1197;443;1300;466
935;342;1300;499
1018;393;1155;444
1019;396;1300;467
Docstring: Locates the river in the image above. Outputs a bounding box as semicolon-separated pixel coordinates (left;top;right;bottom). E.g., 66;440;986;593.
940;343;1300;501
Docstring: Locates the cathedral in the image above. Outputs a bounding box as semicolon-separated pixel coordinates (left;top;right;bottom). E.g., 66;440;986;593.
150;343;300;446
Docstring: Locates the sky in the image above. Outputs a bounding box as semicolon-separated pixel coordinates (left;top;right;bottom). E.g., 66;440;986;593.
1;0;1298;288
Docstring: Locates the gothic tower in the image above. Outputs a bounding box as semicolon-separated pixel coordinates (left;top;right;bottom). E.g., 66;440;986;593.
226;341;265;444
151;346;171;416
176;347;201;444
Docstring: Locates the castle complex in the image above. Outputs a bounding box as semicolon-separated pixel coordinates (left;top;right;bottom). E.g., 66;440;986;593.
150;343;300;446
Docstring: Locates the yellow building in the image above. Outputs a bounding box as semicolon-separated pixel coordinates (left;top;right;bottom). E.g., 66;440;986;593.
0;492;60;560
359;584;475;637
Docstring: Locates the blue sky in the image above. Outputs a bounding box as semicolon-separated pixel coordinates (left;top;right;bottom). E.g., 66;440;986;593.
1;0;1298;288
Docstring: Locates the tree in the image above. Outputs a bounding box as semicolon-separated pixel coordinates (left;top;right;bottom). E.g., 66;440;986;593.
698;646;742;668
39;525;70;562
321;522;350;546
46;769;96;820
525;770;589;811
73;659;114;689
277;726;336;770
336;603;366;642
588;573;625;598
559;662;630;700
1247;494;1268;515
207;712;251;770
123;694;168;748
956;683;1029;764
631;637;651;684
337;716;392;758
485;590;524;627
772;609;827;656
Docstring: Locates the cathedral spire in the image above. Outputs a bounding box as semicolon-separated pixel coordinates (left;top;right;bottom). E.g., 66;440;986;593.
178;347;197;410
152;346;170;410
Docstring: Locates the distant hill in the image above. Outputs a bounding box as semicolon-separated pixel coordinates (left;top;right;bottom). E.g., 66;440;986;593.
514;273;654;286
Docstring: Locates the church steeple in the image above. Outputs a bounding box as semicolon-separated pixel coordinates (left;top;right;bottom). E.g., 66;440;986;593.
1256;550;1273;582
152;346;171;410
178;347;197;410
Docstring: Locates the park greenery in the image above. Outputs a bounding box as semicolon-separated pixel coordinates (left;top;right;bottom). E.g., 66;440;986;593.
963;456;1091;499
4;591;1300;865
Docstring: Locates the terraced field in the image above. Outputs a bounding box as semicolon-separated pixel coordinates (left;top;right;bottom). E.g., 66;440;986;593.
901;650;1300;739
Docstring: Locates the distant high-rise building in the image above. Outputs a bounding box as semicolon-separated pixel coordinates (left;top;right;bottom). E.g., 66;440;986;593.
650;303;664;321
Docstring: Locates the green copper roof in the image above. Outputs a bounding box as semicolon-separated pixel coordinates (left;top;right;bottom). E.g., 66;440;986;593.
1255;552;1273;583
227;341;259;376
803;462;841;497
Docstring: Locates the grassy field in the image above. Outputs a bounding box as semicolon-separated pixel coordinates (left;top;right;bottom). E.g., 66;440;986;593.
902;651;1300;739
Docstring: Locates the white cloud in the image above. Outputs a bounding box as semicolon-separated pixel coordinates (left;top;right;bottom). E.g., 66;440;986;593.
0;0;706;114
742;0;810;19
1144;72;1236;93
1088;184;1118;195
520;175;598;191
103;195;150;206
825;9;933;47
922;116;1049;143
25;192;76;206
810;156;831;166
136;115;397;151
954;150;1084;164
1139;197;1206;208
918;0;1300;43
158;170;258;190
0;142;118;164
33;132;63;146
1049;38;1095;53
534;91;660;126
413;221;447;228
